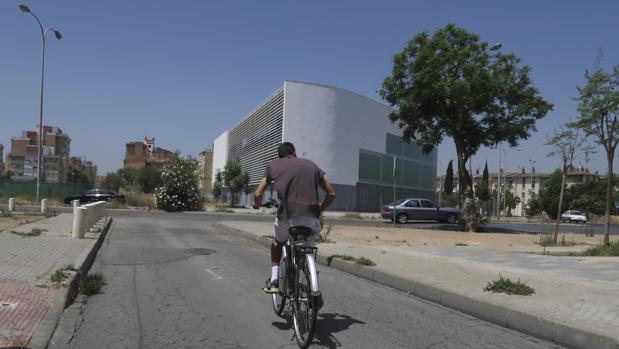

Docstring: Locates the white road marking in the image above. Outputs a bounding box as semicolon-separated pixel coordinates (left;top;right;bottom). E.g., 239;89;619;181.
206;268;223;280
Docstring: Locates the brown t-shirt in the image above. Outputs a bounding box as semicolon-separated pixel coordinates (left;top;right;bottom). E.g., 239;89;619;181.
264;156;325;220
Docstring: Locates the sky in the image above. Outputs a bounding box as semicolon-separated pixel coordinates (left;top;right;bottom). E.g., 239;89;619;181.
1;0;618;176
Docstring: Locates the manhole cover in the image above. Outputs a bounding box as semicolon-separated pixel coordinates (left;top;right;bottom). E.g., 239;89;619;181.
184;248;216;256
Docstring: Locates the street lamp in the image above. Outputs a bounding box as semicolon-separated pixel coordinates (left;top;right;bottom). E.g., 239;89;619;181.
19;4;62;203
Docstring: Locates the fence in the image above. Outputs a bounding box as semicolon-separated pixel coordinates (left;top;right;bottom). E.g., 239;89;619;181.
0;180;91;200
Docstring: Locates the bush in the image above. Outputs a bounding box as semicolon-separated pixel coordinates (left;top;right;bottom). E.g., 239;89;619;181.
154;155;203;212
343;212;363;219
51;269;67;283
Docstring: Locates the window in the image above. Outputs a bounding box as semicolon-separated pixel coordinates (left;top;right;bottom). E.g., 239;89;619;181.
420;200;437;208
522;177;526;186
405;200;420;208
532;178;536;189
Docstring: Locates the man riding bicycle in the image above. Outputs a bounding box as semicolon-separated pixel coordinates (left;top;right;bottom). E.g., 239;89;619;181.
253;142;336;295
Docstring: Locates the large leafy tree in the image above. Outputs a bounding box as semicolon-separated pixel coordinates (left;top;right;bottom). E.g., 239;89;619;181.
571;66;619;245
380;24;552;231
545;127;593;242
101;172;122;192
212;169;223;203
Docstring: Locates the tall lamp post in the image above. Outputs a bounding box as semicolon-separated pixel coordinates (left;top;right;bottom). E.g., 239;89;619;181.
19;4;62;203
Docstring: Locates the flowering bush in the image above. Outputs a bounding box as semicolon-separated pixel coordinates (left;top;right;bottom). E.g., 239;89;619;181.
154;155;203;212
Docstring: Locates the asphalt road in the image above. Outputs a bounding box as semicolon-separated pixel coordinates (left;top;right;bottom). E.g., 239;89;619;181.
63;211;563;349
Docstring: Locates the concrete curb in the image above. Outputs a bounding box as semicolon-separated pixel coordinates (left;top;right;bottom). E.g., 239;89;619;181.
215;222;619;349
28;217;114;349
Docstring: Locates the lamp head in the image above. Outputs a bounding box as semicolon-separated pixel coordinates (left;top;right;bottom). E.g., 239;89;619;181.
19;4;31;13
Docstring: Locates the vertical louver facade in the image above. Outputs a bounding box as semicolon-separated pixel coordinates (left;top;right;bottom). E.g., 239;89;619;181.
227;87;284;185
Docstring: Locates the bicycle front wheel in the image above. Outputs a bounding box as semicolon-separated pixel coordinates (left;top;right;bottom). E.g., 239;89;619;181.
292;261;318;348
272;257;287;316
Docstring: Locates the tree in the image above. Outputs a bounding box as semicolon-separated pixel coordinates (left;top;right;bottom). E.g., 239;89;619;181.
503;190;516;217
535;170;565;220
137;167;162;194
212;170;223;203
67;168;90;184
101;172;123;192
380;24;552;232
568;179;608;217
223;159;245;207
571;66;619;245
545;127;594;242
476;161;490;214
443;160;454;199
117;167;139;191
154;155;202;212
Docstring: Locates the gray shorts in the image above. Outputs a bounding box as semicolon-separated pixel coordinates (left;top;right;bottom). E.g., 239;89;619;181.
273;216;321;244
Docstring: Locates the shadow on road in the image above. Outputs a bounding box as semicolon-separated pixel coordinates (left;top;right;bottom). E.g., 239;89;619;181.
271;312;365;348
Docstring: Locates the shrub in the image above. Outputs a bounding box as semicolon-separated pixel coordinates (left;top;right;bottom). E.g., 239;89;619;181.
577;241;619;256
51;269;67;283
154;155;203;212
343;212;362;219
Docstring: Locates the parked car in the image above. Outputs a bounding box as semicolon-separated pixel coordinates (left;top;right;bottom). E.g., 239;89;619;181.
560;210;588;224
64;189;125;205
381;198;459;224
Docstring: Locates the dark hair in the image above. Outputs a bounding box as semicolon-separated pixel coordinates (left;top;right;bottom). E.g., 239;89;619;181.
277;142;296;158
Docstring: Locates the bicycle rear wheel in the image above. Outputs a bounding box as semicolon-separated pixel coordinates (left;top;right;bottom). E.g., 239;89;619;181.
292;260;318;348
272;257;287;316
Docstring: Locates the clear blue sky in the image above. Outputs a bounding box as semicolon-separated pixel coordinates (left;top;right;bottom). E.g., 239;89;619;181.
1;0;618;176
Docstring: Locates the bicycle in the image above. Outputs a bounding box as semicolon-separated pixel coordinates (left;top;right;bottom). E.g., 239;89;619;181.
271;226;322;348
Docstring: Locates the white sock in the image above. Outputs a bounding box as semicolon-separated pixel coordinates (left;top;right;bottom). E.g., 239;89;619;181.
271;266;279;282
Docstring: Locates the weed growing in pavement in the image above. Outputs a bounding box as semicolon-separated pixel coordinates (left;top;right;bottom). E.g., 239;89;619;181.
355;257;376;266
327;254;376;266
215;207;234;213
80;273;106;296
343;212;363;220
51;269;67;283
455;242;468;246
375;236;379;239
44;210;59;218
316;224;335;244
10;227;47;237
484;275;535;296
62;264;78;272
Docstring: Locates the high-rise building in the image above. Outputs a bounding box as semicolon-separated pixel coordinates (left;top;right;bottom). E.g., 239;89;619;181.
0;143;4;175
212;81;438;212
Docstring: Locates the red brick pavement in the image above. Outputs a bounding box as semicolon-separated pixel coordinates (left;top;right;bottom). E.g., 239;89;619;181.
0;282;54;348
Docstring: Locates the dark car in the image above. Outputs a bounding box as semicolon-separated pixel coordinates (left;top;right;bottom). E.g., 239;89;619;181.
381;198;459;224
64;189;125;205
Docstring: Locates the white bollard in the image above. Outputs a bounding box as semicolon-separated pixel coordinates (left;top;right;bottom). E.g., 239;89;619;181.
41;199;48;214
8;198;15;212
72;207;87;238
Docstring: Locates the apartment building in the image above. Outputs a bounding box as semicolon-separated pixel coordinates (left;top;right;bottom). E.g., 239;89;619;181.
7;126;71;182
198;148;214;193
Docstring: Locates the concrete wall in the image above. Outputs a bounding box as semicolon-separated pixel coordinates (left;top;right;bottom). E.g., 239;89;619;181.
282;81;401;186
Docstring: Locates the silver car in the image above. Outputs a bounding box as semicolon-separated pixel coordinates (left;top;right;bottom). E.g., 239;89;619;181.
381;198;459;224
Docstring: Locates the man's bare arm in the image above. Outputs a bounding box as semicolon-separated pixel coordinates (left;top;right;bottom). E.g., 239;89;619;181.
253;177;268;209
319;177;336;212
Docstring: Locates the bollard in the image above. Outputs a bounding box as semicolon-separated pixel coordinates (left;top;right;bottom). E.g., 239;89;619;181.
72;207;87;238
41;199;48;214
8;198;15;212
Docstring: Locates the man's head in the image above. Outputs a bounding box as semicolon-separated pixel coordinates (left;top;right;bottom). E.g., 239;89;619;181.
277;142;296;158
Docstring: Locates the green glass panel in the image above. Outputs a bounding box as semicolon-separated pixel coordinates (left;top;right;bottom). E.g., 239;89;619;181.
386;133;402;156
402;160;420;187
402;141;421;159
382;154;394;184
359;152;381;182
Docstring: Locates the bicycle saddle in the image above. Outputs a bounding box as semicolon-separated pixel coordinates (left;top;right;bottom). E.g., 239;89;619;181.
289;226;313;240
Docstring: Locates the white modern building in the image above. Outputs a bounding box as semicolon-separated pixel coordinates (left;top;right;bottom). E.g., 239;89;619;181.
212;81;437;212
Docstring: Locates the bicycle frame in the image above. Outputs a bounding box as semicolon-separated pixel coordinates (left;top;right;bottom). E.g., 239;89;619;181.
282;240;320;297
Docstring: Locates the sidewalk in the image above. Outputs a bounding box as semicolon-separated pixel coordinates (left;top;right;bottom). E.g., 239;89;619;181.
0;213;109;349
219;220;619;349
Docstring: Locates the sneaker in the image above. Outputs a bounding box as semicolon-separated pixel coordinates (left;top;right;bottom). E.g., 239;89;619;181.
264;278;279;294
